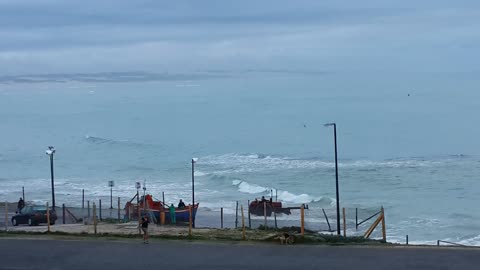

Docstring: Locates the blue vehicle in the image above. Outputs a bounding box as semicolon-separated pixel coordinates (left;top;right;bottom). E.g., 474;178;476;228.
11;205;57;226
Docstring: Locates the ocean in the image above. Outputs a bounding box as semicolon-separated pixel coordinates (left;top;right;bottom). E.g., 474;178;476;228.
1;71;479;245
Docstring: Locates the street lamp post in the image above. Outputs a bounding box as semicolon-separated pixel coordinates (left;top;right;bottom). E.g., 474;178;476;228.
108;181;114;209
143;180;147;211
324;123;340;235
45;146;56;211
135;182;141;204
192;158;198;228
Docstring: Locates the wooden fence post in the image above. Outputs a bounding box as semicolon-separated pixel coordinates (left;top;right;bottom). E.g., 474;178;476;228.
160;209;165;225
4;201;8;231
300;204;304;236
263;201;267;229
93;202;97;235
117;197;121;223
322;208;332;232
355;208;358;230
220;207;223;229
364;212;383;239
46;202;51;233
246;200;250;228
248;201;251;229
62;204;66;224
189;205;192;237
381;207;386;242
241;205;246;240
137;204;141;235
274;212;277;229
235;201;238;229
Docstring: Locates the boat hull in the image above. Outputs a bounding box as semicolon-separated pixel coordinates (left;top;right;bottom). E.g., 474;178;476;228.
143;204;199;223
249;201;291;216
125;194;199;224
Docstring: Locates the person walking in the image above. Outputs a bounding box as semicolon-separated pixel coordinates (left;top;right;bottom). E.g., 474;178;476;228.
141;216;149;244
169;204;176;224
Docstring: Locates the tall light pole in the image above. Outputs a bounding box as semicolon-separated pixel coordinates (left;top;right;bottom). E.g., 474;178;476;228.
143;180;147;211
45;146;56;211
108;181;114;209
192;158;198;228
324;123;340;235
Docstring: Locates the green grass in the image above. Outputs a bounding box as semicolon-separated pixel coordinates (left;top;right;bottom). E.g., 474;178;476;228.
0;227;387;246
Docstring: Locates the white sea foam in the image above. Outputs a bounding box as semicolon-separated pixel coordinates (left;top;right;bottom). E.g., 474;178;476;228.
455;235;480;246
232;180;242;186
199;153;444;175
194;171;208;177
235;181;269;194
231;180;325;204
276;190;323;204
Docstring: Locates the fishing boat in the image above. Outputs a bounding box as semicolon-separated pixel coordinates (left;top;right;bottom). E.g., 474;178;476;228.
249;198;308;217
249;199;291;216
124;194;198;224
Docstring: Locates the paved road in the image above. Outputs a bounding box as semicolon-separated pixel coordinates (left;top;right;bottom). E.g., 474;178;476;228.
0;238;479;270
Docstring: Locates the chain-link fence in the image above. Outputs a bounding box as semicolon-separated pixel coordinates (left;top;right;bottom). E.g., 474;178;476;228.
3;197;384;242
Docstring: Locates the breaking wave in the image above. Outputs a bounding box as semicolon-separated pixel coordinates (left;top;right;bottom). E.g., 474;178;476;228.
231;180;328;204
198;153;452;174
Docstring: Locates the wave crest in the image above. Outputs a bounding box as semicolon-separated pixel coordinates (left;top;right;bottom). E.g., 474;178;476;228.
231;180;327;204
199;153;448;174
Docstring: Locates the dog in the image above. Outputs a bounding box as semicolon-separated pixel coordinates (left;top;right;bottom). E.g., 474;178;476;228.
279;232;295;245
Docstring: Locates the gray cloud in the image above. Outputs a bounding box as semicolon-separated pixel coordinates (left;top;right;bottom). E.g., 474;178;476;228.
0;0;479;77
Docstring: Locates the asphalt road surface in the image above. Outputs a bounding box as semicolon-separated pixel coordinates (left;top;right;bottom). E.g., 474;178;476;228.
1;238;479;270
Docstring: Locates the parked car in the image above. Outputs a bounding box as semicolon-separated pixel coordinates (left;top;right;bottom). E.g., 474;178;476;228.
11;205;57;226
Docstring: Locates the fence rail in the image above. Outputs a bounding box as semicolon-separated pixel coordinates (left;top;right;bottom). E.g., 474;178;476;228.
437;240;467;247
3;199;383;238
356;208;382;230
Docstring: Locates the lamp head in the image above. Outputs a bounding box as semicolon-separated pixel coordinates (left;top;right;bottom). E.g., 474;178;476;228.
45;146;55;155
192;158;198;163
324;123;336;127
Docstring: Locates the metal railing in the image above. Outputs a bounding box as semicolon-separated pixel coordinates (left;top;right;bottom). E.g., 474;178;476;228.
437;240;467;247
356;208;382;230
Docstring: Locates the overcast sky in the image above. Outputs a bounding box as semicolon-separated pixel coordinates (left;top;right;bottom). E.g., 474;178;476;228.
0;0;479;76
